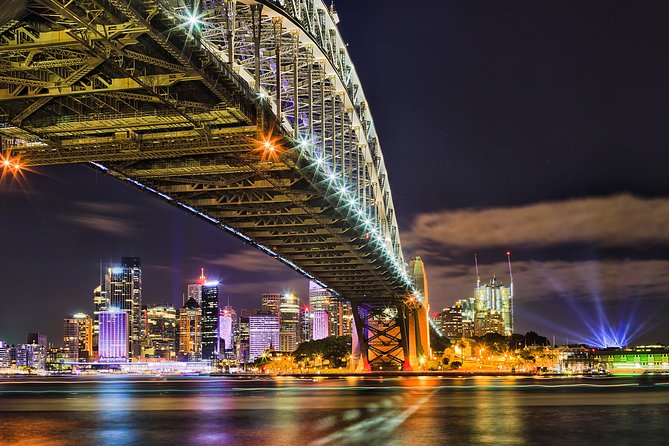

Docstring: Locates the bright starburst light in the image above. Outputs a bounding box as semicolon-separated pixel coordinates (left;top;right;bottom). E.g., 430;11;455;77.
250;128;285;162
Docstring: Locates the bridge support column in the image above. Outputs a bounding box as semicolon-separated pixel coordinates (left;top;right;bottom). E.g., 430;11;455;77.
397;304;413;372
350;301;412;371
351;302;371;371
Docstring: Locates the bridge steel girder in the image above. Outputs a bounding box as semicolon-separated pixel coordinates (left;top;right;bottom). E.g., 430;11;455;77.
0;0;428;371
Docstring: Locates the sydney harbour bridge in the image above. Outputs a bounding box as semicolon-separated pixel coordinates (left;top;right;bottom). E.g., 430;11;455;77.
0;0;430;370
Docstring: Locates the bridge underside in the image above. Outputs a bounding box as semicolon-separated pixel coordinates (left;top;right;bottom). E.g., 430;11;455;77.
0;0;429;369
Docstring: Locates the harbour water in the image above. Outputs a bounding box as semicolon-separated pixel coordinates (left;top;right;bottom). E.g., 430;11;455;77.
1;375;668;445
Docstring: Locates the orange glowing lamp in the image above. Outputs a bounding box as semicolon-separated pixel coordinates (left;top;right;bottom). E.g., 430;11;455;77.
250;129;285;162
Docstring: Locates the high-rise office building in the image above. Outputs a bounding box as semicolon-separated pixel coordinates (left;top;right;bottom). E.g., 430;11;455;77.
249;313;280;360
144;304;177;360
441;304;463;341
201;280;220;360
105;257;142;358
63;313;93;362
219;306;234;353
261;293;281;315
179;297;202;361
75;313;93;361
279;293;299;352
237;316;250;363
187;268;207;305
98;308;129;362
93;285;107;357
63;316;81;362
308;281;353;338
312;310;329;340
298;305;311;344
308;281;330;312
309;281;331;339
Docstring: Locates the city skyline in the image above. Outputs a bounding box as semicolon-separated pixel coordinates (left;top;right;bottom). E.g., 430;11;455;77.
2;1;669;347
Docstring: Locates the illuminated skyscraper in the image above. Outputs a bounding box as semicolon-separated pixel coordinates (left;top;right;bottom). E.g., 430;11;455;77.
63;318;79;362
219;306;234;353
63;313;92;362
308;281;330;312
237;316;250;363
187;268;207;305
262;293;281;315
441;304;463;341
298;305;311;343
201;280;220;360
279;293;299;352
76;313;93;361
179;297;202;361
98;309;128;362
144;304;177;360
92;285;107;357
473;253;514;337
249;313;280;360
312;310;329;340
308;281;352;338
105;257;142;358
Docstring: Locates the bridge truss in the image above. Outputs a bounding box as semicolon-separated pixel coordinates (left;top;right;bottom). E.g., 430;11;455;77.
0;0;429;370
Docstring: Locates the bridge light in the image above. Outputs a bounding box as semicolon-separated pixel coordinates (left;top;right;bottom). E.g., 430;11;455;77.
1;151;28;183
250;129;284;162
182;7;205;34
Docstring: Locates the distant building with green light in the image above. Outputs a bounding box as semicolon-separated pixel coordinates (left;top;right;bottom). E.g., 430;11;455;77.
594;346;669;374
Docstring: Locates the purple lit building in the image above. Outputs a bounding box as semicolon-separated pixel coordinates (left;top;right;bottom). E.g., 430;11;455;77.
312;310;329;341
98;309;128;362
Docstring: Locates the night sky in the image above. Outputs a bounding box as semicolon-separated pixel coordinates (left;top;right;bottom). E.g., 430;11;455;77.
1;1;669;346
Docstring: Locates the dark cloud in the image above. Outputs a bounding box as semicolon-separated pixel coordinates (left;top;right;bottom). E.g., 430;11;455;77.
405;194;669;252
197;250;289;274
59;201;138;236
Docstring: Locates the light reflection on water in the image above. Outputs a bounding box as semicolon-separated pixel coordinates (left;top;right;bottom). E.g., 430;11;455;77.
0;376;668;445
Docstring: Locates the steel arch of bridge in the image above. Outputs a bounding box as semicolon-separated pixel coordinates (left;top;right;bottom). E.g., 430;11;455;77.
0;0;429;370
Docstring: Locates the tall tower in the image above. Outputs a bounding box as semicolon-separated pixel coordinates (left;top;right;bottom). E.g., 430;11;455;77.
92;285;107;358
105;257;142;359
279;293;299;352
261;293;281;315
201;280;220;360
63;317;79;362
187;268;207;305
219;306;234;354
506;251;514;336
179;297;202;361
